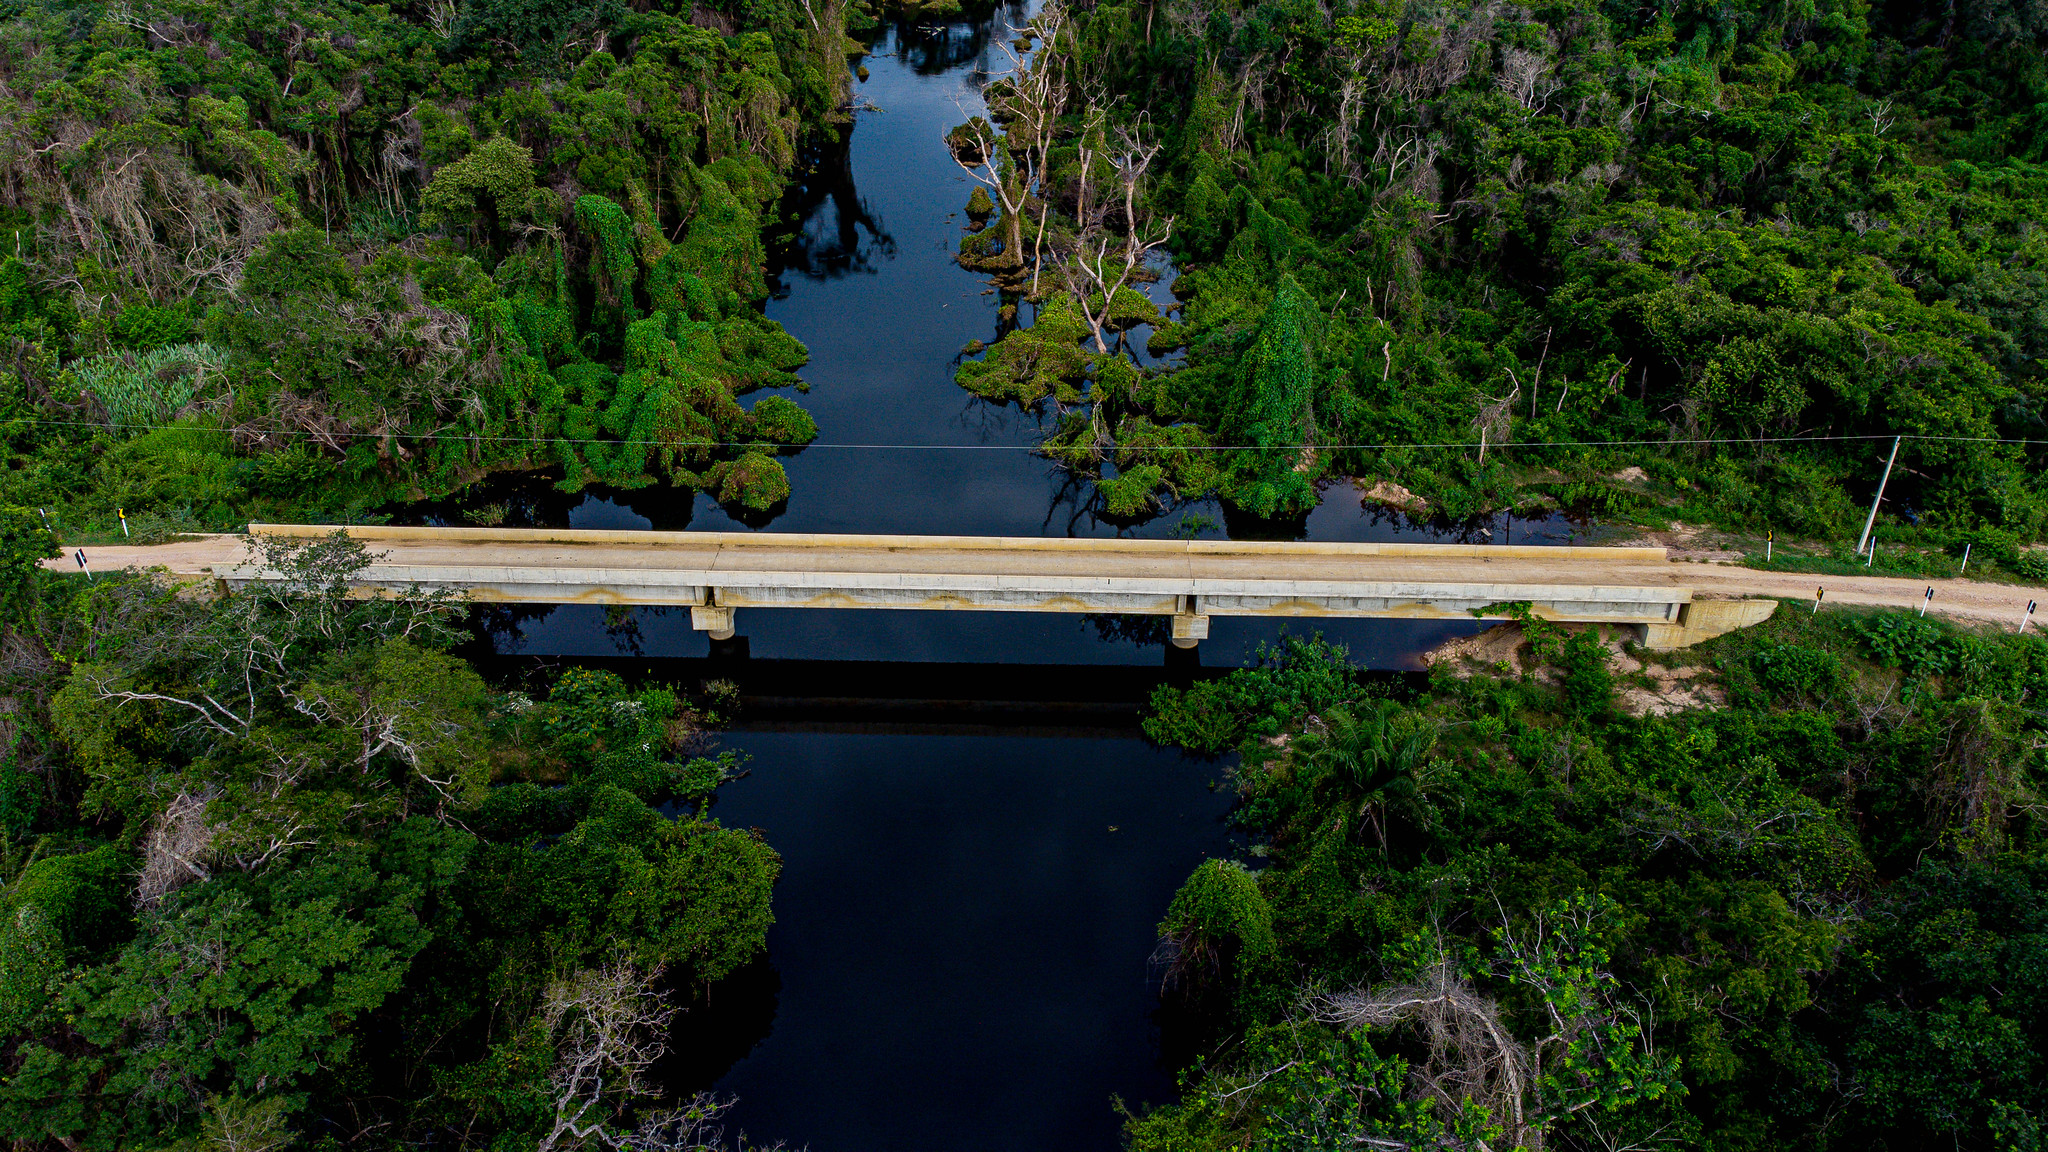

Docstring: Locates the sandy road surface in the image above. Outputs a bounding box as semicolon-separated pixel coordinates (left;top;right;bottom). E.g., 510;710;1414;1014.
43;531;2048;631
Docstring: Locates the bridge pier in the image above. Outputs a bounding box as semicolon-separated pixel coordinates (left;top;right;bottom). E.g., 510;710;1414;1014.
1170;613;1209;649
690;604;736;641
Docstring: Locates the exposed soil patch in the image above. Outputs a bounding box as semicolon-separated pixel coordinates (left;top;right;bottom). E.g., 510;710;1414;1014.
1361;479;1429;515
1423;621;1727;717
1613;521;1747;563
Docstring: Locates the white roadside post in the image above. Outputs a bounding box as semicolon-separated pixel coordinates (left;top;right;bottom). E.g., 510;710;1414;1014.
1919;587;1933;617
1813;586;1824;615
2023;600;2038;635
73;548;91;582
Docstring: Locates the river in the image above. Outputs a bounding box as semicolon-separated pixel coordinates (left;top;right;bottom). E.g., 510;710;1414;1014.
438;6;1584;1148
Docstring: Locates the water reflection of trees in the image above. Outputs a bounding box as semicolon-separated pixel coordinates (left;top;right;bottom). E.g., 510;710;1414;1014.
769;129;894;283
767;1;1033;282
890;0;1031;77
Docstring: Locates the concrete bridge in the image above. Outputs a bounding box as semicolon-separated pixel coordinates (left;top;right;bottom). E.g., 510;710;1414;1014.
70;524;1786;649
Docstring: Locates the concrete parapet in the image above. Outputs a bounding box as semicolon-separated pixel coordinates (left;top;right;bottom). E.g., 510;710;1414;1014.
248;523;1668;565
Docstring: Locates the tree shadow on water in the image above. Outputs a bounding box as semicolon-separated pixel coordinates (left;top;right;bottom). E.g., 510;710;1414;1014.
769;130;895;284
656;954;783;1096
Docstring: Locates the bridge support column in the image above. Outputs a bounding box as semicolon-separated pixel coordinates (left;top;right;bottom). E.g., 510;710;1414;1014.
691;605;736;641
1171;613;1209;649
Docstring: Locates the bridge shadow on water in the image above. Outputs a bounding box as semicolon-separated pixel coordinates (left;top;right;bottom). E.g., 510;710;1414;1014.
471;651;1423;738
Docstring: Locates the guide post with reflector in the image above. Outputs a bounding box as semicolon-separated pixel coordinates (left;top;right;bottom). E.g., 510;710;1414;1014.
1919;587;1933;617
1813;586;1824;614
2023;601;2038;635
73;549;91;582
117;508;128;538
1765;530;1772;562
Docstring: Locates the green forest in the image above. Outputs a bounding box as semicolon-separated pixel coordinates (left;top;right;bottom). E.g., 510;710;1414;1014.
1133;610;2048;1150
0;0;858;1147
956;0;2048;549
0;0;857;536
0;527;780;1149
0;0;2044;1149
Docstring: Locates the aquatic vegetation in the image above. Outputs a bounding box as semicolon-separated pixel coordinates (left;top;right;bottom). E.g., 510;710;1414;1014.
707;450;793;512
955;294;1096;404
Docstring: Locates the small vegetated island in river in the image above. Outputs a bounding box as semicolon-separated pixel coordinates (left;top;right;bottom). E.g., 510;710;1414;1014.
0;0;2042;1151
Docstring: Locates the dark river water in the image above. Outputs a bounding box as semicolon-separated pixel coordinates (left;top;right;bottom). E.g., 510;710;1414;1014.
436;6;1587;1148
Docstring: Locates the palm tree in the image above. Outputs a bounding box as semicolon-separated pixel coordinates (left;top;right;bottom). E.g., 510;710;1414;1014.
1294;700;1440;853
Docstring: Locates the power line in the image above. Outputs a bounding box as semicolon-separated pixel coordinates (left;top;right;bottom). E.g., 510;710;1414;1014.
7;416;2048;452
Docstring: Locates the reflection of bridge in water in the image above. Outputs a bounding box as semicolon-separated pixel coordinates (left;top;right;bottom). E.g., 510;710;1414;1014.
126;525;1776;650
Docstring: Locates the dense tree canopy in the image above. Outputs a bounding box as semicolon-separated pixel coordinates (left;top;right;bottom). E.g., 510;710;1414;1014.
1133;611;2048;1150
0;531;780;1149
958;0;2048;540
0;0;860;534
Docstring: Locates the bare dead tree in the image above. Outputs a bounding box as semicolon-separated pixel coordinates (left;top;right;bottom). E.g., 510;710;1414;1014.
947;113;1029;270
1314;940;1532;1142
1472;385;1517;464
1314;902;1670;1152
74;533;460;742
1059;121;1173;354
136;788;222;904
614;1092;794;1152
949;4;1076;284
285;663;481;811
535;963;680;1152
985;4;1071;292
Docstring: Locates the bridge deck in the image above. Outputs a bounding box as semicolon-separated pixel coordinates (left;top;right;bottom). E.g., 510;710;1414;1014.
53;525;2046;649
55;524;1751;647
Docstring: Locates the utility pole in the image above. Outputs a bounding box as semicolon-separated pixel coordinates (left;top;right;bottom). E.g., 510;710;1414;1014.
1856;436;1901;557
